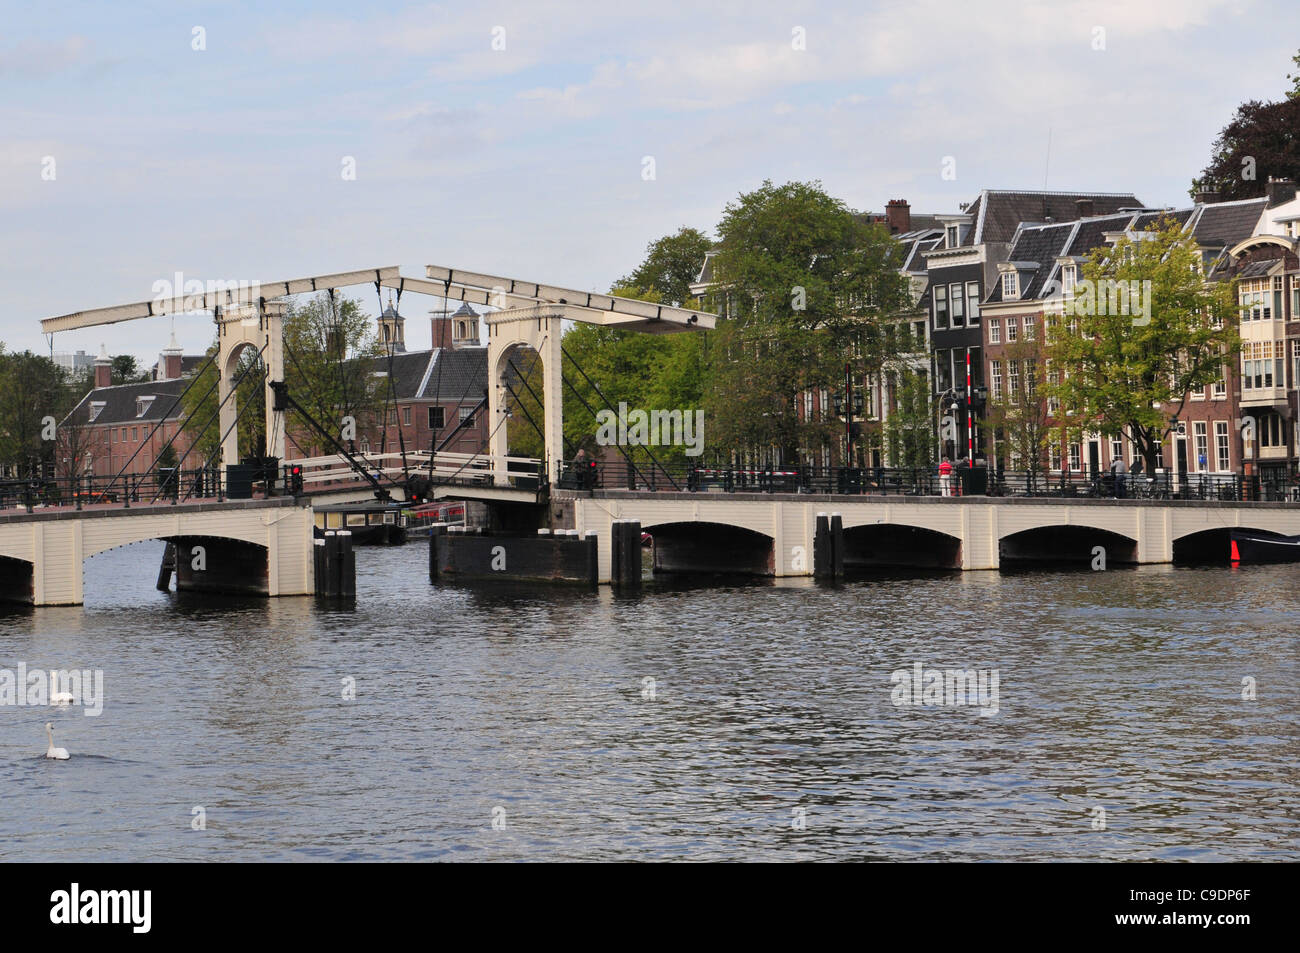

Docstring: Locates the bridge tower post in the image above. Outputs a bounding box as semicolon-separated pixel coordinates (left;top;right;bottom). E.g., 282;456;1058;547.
216;300;287;472
486;307;565;485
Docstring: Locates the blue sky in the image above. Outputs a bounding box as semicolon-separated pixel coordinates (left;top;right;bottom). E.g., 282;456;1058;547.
2;0;1298;360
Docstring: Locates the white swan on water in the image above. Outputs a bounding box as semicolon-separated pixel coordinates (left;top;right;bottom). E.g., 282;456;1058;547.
44;723;69;760
51;690;75;705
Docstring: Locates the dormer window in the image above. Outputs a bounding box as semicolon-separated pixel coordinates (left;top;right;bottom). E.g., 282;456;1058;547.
89;401;105;422
1002;272;1019;300
135;396;154;418
945;225;960;248
1061;264;1077;294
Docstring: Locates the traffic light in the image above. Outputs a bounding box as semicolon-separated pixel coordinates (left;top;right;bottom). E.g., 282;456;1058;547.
289;465;303;495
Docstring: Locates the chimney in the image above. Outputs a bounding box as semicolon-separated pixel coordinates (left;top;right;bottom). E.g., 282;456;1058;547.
1075;198;1095;218
885;199;911;234
430;306;453;351
93;344;112;389
1194;187;1221;205
159;328;183;381
1267;177;1297;208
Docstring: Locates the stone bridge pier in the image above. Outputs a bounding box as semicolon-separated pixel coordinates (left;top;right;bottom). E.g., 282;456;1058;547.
0;498;316;606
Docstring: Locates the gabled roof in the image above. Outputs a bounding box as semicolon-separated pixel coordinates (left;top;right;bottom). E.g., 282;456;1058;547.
962;190;1145;246
1187;197;1268;249
985;213;1135;304
65;378;191;427
365;347;488;402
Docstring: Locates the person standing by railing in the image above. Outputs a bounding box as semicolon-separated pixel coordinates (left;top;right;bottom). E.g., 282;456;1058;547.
1111;455;1128;499
939;457;953;497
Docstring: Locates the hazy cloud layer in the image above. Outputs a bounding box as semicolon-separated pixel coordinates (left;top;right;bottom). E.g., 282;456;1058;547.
0;0;1295;357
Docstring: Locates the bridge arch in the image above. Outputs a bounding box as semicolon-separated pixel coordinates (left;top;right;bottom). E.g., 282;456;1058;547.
842;523;962;570
641;520;774;575
999;524;1138;568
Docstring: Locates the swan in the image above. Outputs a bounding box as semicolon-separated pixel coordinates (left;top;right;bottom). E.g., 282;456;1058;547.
44;723;69;760
51;690;75;705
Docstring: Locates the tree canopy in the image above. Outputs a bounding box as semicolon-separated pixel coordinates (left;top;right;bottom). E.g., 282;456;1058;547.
1044;218;1240;473
1191;49;1300;199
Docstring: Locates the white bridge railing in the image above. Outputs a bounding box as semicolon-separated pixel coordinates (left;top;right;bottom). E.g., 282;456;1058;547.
286;450;544;492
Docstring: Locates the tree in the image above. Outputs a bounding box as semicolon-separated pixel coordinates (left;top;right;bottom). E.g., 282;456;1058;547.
177;293;385;465
617;227;714;306
0;348;70;475
111;354;150;385
1191;51;1300;199
704;180;912;463
279;293;385;456
883;365;936;468
982;337;1051;484
1043;218;1240;475
505;284;707;469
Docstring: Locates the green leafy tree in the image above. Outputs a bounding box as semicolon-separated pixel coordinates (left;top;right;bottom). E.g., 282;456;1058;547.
982;337;1050;483
1044;219;1240;475
280;293;386;456
179;293;385;465
505;284;707;469
884;366;936;469
704;180;912;463
111;354;151;385
0;348;70;475
617;227;714;305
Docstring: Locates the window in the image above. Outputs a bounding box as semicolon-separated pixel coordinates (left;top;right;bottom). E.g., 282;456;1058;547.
1215;421;1230;471
949;283;965;327
89;402;105;422
1023;315;1035;341
989;319;1000;344
1068;443;1081;472
428;406;445;429
131;427;138;442
1260;412;1284;448
1213;368;1227;398
1190;382;1204;400
946;224;959;248
803;390;814;421
1001;272;1018;299
1194;422;1208;472
933;285;949;329
1007;360;1020;397
458;406;475;425
135;396;154;418
935;349;954;394
387;409;397;425
967;282;981;325
1061;263;1077;294
402;406;411;426
1050;445;1062;471
1006;317;1018;343
1111;438;1123;463
990;361;1003;399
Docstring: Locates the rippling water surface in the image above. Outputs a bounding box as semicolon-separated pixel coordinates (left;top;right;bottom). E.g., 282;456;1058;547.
2;541;1296;861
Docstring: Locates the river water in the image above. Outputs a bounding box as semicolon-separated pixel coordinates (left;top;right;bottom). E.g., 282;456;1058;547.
1;541;1296;861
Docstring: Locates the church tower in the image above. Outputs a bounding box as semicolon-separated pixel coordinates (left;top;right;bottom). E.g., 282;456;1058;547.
378;295;405;352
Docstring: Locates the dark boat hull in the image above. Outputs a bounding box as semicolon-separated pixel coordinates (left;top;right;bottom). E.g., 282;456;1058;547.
1230;529;1300;563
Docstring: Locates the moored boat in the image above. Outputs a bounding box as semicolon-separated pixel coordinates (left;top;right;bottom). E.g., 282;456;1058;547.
1229;528;1300;563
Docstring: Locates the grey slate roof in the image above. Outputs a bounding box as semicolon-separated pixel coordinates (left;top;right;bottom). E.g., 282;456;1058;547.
366;346;488;402
964;190;1145;245
66;378;191;427
1188;198;1267;248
